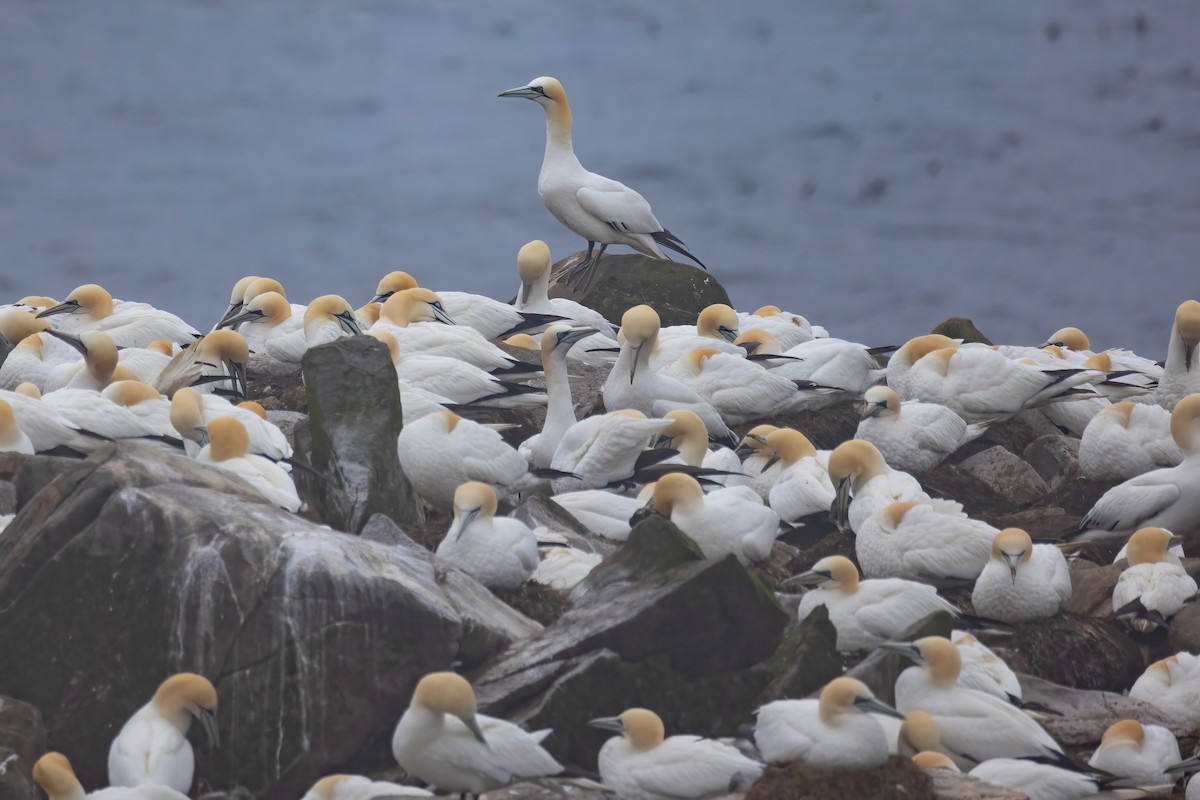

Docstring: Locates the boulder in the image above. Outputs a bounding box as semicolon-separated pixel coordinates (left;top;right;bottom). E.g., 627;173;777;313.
1168;596;1200;654
1063;560;1123;617
0;695;45;800
474;517;791;769
1018;674;1185;742
930;317;992;345
1022;434;1080;489
927;770;1025;800
745;758;932;800
0;444;537;799
295;336;416;532
740;401;861;452
549;252;730;328
960;411;1064;463
1006;613;1144;691
956;447;1048;509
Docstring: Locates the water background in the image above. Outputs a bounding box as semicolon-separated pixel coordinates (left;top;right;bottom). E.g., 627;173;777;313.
2;0;1197;354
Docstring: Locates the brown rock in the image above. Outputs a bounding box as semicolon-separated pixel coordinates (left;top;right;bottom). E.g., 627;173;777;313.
957;447;1049;509
1007;613;1144;691
1022;434;1080;489
1063;559;1123;617
931;317;992;346
745;757;932;800
0;695;45;800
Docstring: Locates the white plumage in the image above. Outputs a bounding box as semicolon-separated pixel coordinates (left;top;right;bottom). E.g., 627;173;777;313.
1080;401;1182;481
436;482;539;590
1158;300;1200;409
1129;652;1200;730
967;759;1107;800
549;410;672;492
857;499;996;581
550;485;653;542
971;529;1072;624
301;774;432;800
652;473;780;565
827;439;929;534
1087;719;1182;784
1112;528;1197;628
856;386;990;473
950;631;1022;703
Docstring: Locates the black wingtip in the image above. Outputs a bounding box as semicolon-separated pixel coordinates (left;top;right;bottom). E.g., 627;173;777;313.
652;230;707;270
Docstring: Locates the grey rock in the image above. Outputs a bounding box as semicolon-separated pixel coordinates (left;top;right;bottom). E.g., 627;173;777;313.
0;480;13;515
548;252;730;328
957;446;1049;509
265;410;306;452
0;443;536;799
1022;434;1080;489
1019;674;1184;742
0;695;45;800
929;769;1025;799
295;335;416;532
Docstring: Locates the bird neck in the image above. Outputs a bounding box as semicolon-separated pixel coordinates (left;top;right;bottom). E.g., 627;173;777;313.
543;101;576;161
541;350;577;443
675;432;707;468
520;270;551;309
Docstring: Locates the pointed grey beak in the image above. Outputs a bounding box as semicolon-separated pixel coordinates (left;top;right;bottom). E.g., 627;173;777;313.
197;707;219;748
498;85;541;99
518;282;532;307
213;302;244;331
461;714;488;745
36;299;81;319
370;292;391;305
335;310;363;336
783;570;827;588
1002;552;1022;584
587;716;625;734
1037;340;1056;349
223;359;247;401
196;425;211;447
861;402;887;419
832;476;852;533
737;340;760;354
734;442;754;458
880;641;924;663
762;450;781;471
717;326;739;343
430;302;455;325
1169;534;1186;548
46;329;88;356
629;343;643;383
459;507;482;533
221;309;263;329
854;696;905;720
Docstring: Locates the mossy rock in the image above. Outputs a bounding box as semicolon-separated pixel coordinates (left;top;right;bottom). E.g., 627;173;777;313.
931;316;992;345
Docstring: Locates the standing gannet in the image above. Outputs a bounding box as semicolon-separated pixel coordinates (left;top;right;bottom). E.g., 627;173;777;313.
196;417;300;511
513;240;617;340
1079;401;1182;481
601;305;736;445
517;325;595;468
856;386;991;472
951;631;1023;704
302;775;432;800
1130;653;1200;730
857;499;996;581
36;752;191;800
108;673;218;793
392;672;562;796
761;428;834;522
397;411;540;510
153;329;249;400
549;409;673;492
42;331;138;392
1087;719;1182;784
0;398;34;454
589;707;763;798
657;408;744;487
886;637;1068;770
37;284;199;347
827;439;929;533
1113;527;1197;631
499;76;705;289
651;472;780;565
971;529;1072;623
787;556;960;652
1160;300;1200;409
1074;394;1200;544
754;677;903;768
437;482;539;590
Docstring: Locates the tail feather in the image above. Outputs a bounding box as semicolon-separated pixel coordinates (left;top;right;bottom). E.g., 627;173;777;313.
652;230;707;270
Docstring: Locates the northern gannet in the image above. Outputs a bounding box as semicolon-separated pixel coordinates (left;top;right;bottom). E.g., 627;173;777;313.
0;398;34;454
754;677;904;768
108;673;219;793
971;528;1072;623
737;330;886;394
36;752;190;800
218;290;295;355
857;499;996;581
37;284;199;348
115;339;175;385
101;381;178;440
43;331;138;392
513;239;618;340
887;637;1067;770
39;388;168;444
589;707;763;798
154;329;249;400
737;424;781;497
911;751;959;772
248;294;363;363
531;543;602;590
0;333;51;390
967;759;1121;800
950;631;1022;704
787;555;960;652
0;306;51;349
0;386;105;453
301;774;432;799
211;274;260;330
827;439;929;533
1074;393;1200;544
856;386;991;472
1113;527;1197;631
391;672;562;796
548;409;673;492
885;334;958;399
657;408;744;487
1130;653;1200;730
650;304;745;368
499;76;705;289
651;472;780;565
762;428;835;522
549;483;654;542
196;417;300;511
601;305;736;445
517;325;595;468
436;482;539;590
1087;719;1182;784
1079;401;1182;481
170;387;290;461
1159;300;1200;409
736;306;816;350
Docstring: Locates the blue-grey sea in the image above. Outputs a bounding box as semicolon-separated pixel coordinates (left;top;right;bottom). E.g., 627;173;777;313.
1;0;1197;354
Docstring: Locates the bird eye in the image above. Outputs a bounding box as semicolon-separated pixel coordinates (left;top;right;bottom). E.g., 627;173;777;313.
532;85;546;95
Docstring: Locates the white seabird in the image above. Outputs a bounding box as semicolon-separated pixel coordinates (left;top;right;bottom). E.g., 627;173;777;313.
301;774;432;800
762;428;834;522
549;409;673;492
196;417;300;512
1130;652;1200;730
1113;526;1197;631
971;528;1072;623
37;283;199;348
857;499;996;581
950;631;1023;704
737;329;885;395
517;324;595;468
36;752;190;800
1159;300;1200;409
657;408;744;487
513;239;618;341
499;76;705;289
826;439;929;534
436;482;539;590
1079;401;1183;481
856;386;991;473
651;304;745;368
651;472;780;565
1087;718;1182;785
0;397;35;454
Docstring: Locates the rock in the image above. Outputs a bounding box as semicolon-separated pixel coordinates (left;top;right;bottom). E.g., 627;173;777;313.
1063;559;1122;617
0;444;537;799
295;336;416;532
548;252;730;328
0;452;79;512
740;401;861;451
246;363;307;413
1006;613;1144;691
919;463;1010;519
474;517;790;769
0;695;45;800
0;480;12;515
956;447;1049;509
928;769;1025;800
478;781;609;799
757;606;844;702
1168;596;1200;653
931;317;992;345
1018;674;1186;742
960;411;1064;463
265;410;306;452
1022;434;1080;489
745;757;932;800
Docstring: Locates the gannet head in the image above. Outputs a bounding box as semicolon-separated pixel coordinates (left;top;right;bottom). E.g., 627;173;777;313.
911;752;958;771
32;752;85;800
734;328;781;356
682;347;721;376
452;481;499;532
696;304;739;343
0;399;20;442
659;409;707;466
540;324;594;359
410;672;487;744
992;528;1033;583
0;308;50;346
305;294;362;336
620;305;661;383
147;339;175;357
735;424;779;458
306;775;352;800
517;240;553;304
1170;393;1200;452
1125;527;1181;566
370;271;419;304
207;417;250;461
900;711;942;755
213;276;262;328
893;334;957;368
237;401;268;420
1040;327;1090;351
764;428;817;469
498;76;567;108
15;334;44;358
366;329;401;365
222;291;291;329
1083;351;1113;372
1147;655;1180;685
1173;300;1200;369
1098;719;1146;754
652;472;705;516
818;677;903;724
861;385;901;419
587;708;665;752
243;277;287;304
1098;401;1135;429
16;295;58;309
381;288;454;326
153;673;219;747
434;410;462;433
104;380;163;407
198;329;250;399
881;636;961;686
828;440;889;528
37;284;113;321
753;305;782;317
15;382;41;399
785;555;859;593
46;330;124;383
357;302;382;327
504;332;539;351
